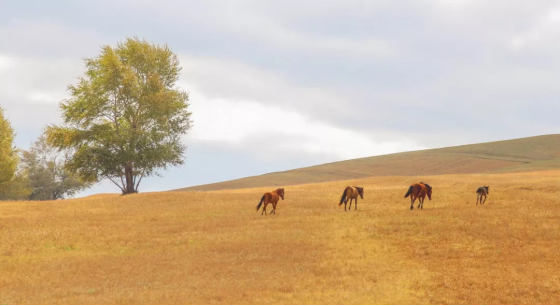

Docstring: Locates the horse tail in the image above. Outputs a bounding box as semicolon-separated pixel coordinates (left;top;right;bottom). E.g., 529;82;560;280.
339;188;348;206
256;195;265;211
404;186;413;198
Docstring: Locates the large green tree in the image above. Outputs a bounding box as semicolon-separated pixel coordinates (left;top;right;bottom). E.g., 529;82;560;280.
0;107;17;185
46;38;192;194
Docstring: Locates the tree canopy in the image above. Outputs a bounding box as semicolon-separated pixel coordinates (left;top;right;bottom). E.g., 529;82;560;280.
46;37;192;194
0;107;17;185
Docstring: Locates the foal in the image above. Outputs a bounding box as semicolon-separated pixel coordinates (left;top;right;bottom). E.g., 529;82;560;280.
476;186;489;205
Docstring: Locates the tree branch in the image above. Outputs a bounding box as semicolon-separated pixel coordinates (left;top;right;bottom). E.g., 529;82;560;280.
135;169;146;191
107;176;125;193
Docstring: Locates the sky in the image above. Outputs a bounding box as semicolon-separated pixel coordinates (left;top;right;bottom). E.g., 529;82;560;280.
1;0;560;196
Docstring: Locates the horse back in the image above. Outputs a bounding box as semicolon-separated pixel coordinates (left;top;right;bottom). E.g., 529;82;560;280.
410;184;426;197
265;191;280;203
346;186;359;198
420;184;428;197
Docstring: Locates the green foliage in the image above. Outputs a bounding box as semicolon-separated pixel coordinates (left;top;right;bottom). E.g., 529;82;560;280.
20;134;92;200
0;106;28;200
46;37;192;194
0;172;31;201
0;107;17;184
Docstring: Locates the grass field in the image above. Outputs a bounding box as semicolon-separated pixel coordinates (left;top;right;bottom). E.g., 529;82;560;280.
179;134;560;192
1;170;559;304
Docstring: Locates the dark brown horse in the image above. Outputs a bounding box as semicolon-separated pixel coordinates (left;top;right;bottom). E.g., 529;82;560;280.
476;186;489;205
339;186;364;211
404;182;432;210
256;188;285;215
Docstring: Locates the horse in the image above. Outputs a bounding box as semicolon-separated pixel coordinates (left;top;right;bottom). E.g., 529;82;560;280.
476;186;489;205
404;182;432;210
339;186;364;211
256;188;285;215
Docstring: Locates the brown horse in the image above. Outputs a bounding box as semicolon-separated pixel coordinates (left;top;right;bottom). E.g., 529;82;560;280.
476;186;489;205
404;182;432;210
339;186;364;211
256;188;285;215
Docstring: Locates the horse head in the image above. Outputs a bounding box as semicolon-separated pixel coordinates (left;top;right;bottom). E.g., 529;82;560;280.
356;187;364;199
424;183;432;200
276;188;285;200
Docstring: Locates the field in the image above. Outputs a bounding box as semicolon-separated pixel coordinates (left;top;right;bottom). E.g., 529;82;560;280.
179;134;560;191
1;170;559;304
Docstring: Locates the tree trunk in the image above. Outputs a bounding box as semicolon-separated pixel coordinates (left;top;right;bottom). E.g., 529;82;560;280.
124;163;137;194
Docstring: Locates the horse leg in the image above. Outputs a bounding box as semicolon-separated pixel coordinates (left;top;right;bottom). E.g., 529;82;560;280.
483;194;487;204
410;197;415;210
476;194;479;205
344;199;347;211
262;202;268;215
272;202;277;214
348;198;353;210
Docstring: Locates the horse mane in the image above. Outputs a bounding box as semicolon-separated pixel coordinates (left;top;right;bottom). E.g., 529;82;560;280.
421;182;431;190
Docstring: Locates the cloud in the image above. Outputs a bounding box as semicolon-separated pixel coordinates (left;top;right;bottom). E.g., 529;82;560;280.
0;53;82;147
510;5;560;55
177;54;353;123
0;20;107;58
185;88;424;161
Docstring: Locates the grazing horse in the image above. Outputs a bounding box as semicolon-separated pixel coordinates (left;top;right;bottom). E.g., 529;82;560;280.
404;182;432;210
339;186;364;211
476;186;489;205
256;188;285;215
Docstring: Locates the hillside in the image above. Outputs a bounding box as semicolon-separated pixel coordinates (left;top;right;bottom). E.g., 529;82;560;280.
178;134;560;191
1;171;559;304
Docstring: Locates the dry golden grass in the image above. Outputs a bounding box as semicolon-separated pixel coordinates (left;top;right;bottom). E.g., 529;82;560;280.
1;170;559;304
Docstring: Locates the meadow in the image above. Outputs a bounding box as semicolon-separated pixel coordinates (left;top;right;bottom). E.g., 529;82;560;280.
1;170;559;304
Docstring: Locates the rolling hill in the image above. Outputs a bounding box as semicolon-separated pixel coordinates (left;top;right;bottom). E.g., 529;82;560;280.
178;134;560;191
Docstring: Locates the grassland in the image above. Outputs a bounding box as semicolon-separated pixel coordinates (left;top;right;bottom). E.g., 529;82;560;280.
179;134;560;192
1;170;559;304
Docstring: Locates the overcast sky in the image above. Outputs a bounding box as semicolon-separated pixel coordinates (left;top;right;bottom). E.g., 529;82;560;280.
1;0;560;196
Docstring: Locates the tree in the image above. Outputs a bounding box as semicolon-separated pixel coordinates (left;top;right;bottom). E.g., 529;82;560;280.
46;38;192;195
0;107;30;200
0;107;18;185
21;134;92;200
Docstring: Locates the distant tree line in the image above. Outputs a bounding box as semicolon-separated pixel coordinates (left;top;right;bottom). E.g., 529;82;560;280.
0;37;192;200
